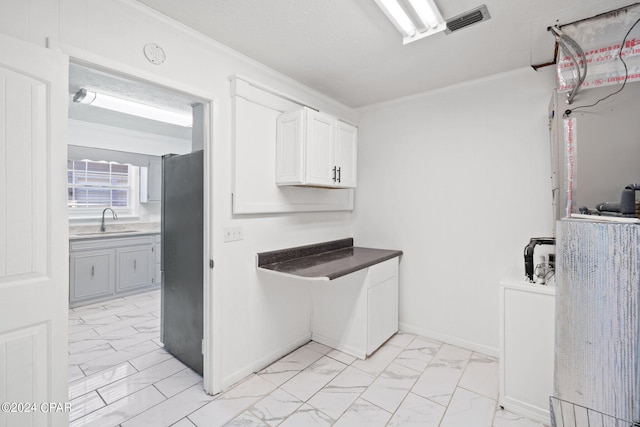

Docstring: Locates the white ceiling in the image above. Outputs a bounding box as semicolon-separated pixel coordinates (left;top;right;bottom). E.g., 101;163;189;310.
135;0;636;107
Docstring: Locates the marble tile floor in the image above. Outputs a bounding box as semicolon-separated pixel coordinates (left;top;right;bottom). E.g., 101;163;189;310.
68;290;548;427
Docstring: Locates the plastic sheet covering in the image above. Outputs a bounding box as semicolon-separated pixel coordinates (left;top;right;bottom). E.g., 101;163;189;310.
555;220;640;423
557;4;640;92
563;118;576;217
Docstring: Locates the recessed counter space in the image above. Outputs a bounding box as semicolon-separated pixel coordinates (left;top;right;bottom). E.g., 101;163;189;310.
257;238;402;280
258;238;403;359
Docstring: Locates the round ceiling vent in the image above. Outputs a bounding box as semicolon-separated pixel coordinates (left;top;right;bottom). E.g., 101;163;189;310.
143;43;166;65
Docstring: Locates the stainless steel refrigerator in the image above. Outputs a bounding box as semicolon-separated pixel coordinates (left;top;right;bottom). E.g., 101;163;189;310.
161;150;203;375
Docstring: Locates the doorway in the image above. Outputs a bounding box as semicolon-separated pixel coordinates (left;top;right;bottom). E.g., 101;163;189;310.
65;60;215;423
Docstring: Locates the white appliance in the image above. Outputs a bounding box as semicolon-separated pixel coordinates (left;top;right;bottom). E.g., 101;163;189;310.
499;267;555;424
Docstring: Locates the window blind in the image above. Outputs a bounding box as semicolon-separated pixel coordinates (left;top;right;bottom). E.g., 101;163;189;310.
67;160;133;209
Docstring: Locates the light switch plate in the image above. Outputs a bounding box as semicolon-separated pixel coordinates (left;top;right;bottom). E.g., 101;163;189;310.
224;226;243;242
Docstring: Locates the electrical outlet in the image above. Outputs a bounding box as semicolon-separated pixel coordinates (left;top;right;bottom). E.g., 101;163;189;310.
223;226;243;242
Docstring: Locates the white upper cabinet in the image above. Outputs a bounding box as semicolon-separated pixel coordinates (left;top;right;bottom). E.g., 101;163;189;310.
276;107;357;188
335;120;357;188
147;158;162;202
140;157;162;203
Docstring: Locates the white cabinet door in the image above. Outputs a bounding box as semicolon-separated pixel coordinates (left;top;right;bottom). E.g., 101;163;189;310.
0;33;69;426
117;245;153;292
367;278;398;355
147;158;162;202
305;109;336;187
500;282;555;424
335;121;357;188
70;250;115;302
366;258;398;355
276;109;305;185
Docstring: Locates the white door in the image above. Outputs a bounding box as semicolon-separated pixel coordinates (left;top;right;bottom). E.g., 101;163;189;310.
0;34;69;426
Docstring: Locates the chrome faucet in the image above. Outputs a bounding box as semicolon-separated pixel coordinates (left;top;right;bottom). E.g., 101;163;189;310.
101;208;118;232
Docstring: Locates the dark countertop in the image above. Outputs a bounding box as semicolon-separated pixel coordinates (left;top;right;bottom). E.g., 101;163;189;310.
257;238;402;280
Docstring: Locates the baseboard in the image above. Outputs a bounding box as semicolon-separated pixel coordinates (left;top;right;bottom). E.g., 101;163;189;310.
311;332;366;360
500;396;551;425
399;322;499;358
219;325;499;391
220;332;312;391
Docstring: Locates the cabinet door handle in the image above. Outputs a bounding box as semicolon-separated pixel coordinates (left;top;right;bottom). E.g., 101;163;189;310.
91;265;95;277
332;166;337;182
337;167;341;183
134;259;137;270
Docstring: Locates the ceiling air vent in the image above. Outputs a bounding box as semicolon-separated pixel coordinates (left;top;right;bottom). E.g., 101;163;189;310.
445;4;490;34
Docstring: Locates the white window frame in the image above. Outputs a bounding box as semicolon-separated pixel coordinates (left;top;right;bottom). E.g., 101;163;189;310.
67;159;140;220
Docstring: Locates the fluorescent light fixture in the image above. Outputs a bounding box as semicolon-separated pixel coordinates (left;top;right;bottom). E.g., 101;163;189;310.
374;0;416;37
73;89;192;127
375;0;446;44
409;0;440;29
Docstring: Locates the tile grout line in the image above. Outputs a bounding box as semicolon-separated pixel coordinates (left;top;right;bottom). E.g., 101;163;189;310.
70;293;524;427
430;351;472;426
285;337;424;425
387;337;447;426
70;294;174;426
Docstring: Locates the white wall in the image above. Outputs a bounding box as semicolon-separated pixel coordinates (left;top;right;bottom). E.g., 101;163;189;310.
0;0;355;391
68;119;192;156
353;67;556;355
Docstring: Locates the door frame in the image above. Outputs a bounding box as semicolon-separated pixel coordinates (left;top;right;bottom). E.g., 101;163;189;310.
47;38;221;394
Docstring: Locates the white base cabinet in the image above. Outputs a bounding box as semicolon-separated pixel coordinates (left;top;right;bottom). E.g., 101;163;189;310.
499;268;555;425
311;257;399;359
70;234;160;307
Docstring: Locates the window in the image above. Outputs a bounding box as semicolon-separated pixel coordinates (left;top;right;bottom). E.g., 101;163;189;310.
68;160;137;216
